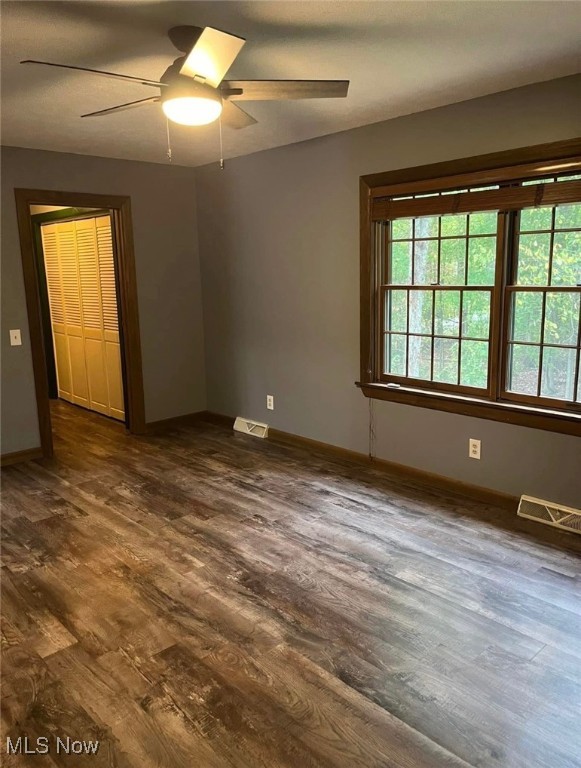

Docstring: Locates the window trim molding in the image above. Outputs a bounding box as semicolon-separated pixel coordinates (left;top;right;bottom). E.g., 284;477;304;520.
357;382;581;437
359;137;581;436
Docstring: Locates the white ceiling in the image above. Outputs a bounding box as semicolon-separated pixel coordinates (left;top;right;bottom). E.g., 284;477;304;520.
2;1;580;168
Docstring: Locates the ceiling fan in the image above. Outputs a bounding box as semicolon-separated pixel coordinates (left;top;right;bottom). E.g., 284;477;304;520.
21;25;350;130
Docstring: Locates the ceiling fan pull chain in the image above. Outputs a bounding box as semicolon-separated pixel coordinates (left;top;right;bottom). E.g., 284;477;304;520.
166;118;172;163
219;115;224;170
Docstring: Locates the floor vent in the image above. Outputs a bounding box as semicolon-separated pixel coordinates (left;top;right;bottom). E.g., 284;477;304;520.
233;417;269;439
517;495;581;535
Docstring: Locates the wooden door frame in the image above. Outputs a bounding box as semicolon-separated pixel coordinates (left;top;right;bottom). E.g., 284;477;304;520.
15;189;147;458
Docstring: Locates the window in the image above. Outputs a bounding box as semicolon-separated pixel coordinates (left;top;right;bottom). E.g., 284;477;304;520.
384;207;498;393
506;198;581;405
359;140;581;435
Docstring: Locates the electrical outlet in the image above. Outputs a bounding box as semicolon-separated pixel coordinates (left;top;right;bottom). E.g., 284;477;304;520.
469;438;481;460
9;329;22;346
266;395;274;410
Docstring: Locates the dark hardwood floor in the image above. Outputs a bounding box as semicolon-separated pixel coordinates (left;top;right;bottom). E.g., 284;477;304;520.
1;400;580;768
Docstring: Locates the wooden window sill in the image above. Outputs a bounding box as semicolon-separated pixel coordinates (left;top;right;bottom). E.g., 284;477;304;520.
356;382;581;437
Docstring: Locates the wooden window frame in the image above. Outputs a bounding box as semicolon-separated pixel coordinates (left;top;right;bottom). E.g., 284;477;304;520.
358;138;581;437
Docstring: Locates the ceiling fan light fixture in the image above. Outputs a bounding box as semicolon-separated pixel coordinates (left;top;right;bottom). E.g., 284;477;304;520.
162;95;222;126
161;79;222;126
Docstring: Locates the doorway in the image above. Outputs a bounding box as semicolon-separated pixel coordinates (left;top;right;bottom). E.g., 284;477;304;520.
34;205;125;421
15;189;146;459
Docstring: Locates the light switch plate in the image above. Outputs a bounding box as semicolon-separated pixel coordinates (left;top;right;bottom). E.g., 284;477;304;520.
9;329;22;346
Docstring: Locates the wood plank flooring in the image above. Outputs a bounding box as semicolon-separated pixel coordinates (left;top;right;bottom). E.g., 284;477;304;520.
1;400;580;768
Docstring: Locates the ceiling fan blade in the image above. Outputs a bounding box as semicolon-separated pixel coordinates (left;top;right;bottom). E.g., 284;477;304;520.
21;60;166;88
179;27;245;88
221;80;349;101
81;97;160;118
221;100;257;130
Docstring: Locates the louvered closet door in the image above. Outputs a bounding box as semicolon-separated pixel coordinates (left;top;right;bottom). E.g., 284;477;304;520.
59;221;90;407
42;216;124;421
76;216;125;421
95;216;124;420
76;217;110;417
41;223;74;402
42;221;90;407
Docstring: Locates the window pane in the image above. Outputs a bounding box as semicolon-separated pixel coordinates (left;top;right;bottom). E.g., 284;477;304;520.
541;347;577;401
544;292;580;346
385;334;407;376
433;338;459;384
385;290;407;332
414;216;438;239
516;233;551;285
469;211;497;236
555;203;581;230
440;239;465;285
413;239;438;284
409;290;432;335
467;237;495;285
434;290;460;336
390;241;412;284
441;214;466;237
408;336;432;380
460;341;489;389
520;206;553;232
507;344;540;395
392;218;412;240
551;232;581;286
510;291;543;343
462;291;491;339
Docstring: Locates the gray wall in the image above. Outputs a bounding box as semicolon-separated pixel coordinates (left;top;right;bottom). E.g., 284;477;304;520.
1;147;206;453
195;75;581;506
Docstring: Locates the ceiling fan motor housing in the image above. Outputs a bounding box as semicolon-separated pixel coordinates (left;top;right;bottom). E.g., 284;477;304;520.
160;57;187;84
160;75;222;107
167;26;204;53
